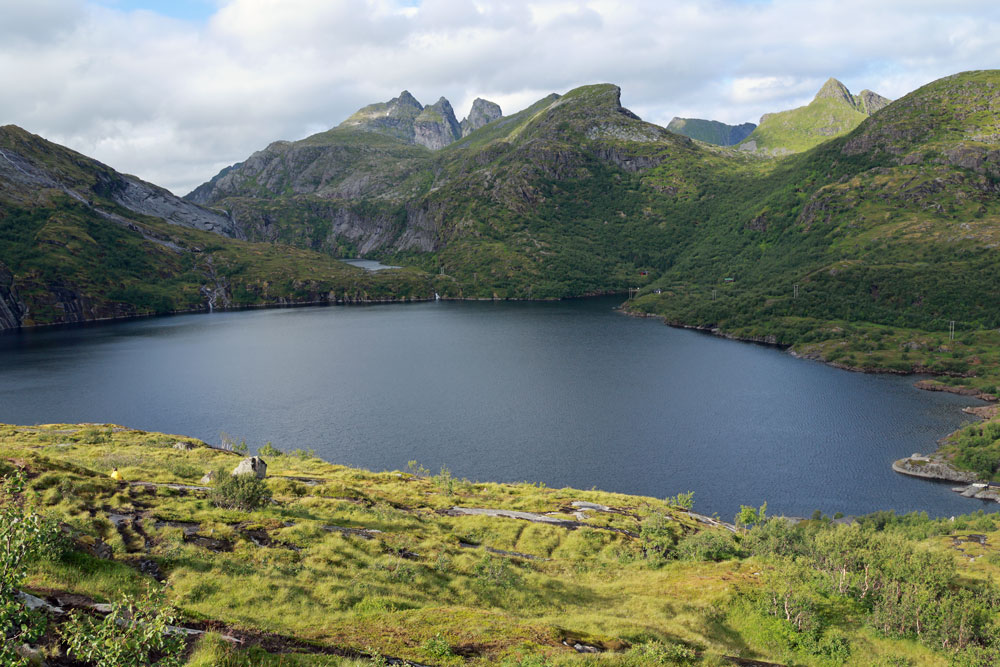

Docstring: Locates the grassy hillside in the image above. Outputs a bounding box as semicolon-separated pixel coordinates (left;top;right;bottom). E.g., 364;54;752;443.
666;118;756;146
738;78;889;154
6;422;1000;665
629;70;1000;395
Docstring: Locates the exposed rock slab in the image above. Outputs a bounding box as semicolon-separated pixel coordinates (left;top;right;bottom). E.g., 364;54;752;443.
892;457;978;483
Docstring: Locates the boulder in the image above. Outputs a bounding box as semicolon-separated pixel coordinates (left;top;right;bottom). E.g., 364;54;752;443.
200;470;215;485
173;441;194;451
232;456;267;479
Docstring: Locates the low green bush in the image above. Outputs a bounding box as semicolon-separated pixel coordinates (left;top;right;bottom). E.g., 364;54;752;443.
211;471;272;511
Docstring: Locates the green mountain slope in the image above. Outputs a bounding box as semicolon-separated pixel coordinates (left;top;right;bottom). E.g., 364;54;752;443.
190;83;741;298
187;71;996;330
630;70;1000;386
666;117;756;145
738;77;891;154
0;126;436;330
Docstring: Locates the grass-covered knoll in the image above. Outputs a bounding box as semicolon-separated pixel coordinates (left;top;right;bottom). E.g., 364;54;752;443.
6;423;1000;665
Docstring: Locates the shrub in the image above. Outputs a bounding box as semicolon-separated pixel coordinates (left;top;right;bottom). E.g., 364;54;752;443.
211;471;272;511
1;470;61;665
640;511;679;560
664;491;694;509
258;442;283;457
473;555;519;593
60;589;184;667
675;530;741;562
625;640;697;665
422;633;455;658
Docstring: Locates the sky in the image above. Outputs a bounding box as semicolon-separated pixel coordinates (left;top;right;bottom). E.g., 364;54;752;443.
1;0;998;195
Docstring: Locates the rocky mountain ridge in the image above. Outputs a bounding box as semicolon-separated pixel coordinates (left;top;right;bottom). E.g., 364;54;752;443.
334;90;502;150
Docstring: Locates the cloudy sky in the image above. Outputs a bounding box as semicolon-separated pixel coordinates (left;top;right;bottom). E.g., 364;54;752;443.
2;0;998;195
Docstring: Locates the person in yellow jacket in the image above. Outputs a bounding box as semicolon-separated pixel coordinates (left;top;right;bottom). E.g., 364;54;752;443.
110;467;123;481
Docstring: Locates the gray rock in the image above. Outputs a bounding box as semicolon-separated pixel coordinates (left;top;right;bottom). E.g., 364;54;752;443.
173;441;194;451
413;97;461;150
95;171;242;238
232;456;267;479
460;98;502;137
200;470;216;485
0;261;25;331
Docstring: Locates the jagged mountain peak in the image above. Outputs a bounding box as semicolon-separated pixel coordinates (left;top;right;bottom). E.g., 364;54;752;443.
738;77;892;154
395;90;422;109
855;89;892;115
814;77;854;104
461;98;503;137
414;97;461;150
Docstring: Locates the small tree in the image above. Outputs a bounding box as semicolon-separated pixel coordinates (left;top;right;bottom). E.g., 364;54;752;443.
736;501;767;531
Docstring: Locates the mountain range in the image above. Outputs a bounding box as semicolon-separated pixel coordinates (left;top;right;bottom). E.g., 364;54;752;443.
2;71;999;345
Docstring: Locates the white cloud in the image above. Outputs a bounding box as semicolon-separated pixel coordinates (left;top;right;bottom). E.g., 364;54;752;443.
1;0;998;194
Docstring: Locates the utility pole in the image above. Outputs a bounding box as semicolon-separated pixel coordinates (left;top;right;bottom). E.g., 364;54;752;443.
712;289;717;301
793;284;799;299
949;320;956;341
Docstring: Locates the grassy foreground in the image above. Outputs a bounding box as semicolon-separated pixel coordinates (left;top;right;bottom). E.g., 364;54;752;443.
5;424;1000;665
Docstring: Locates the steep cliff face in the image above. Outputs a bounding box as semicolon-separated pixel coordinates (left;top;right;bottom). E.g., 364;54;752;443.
0;262;25;330
460;98;502;136
413;97;462;150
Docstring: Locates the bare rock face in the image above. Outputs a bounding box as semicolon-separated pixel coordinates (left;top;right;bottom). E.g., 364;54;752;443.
0;261;25;330
413;97;461;150
337;90;425;144
460;98;502;137
856;89;891;115
232;456;267;479
94;172;242;238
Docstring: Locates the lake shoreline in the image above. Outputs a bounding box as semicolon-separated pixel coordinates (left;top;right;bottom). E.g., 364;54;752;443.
619;304;1000;502
2;289;634;335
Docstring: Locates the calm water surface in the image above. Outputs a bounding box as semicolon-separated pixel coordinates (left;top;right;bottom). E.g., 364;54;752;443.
340;259;401;271
0;297;988;519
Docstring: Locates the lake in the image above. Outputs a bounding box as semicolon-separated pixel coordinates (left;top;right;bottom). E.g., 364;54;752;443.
0;297;989;519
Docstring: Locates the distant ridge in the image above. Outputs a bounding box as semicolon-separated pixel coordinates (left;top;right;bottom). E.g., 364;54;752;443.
666;117;756;146
336;91;502;150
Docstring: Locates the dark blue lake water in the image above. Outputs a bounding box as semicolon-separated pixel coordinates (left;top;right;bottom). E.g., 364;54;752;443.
0;297;989;519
